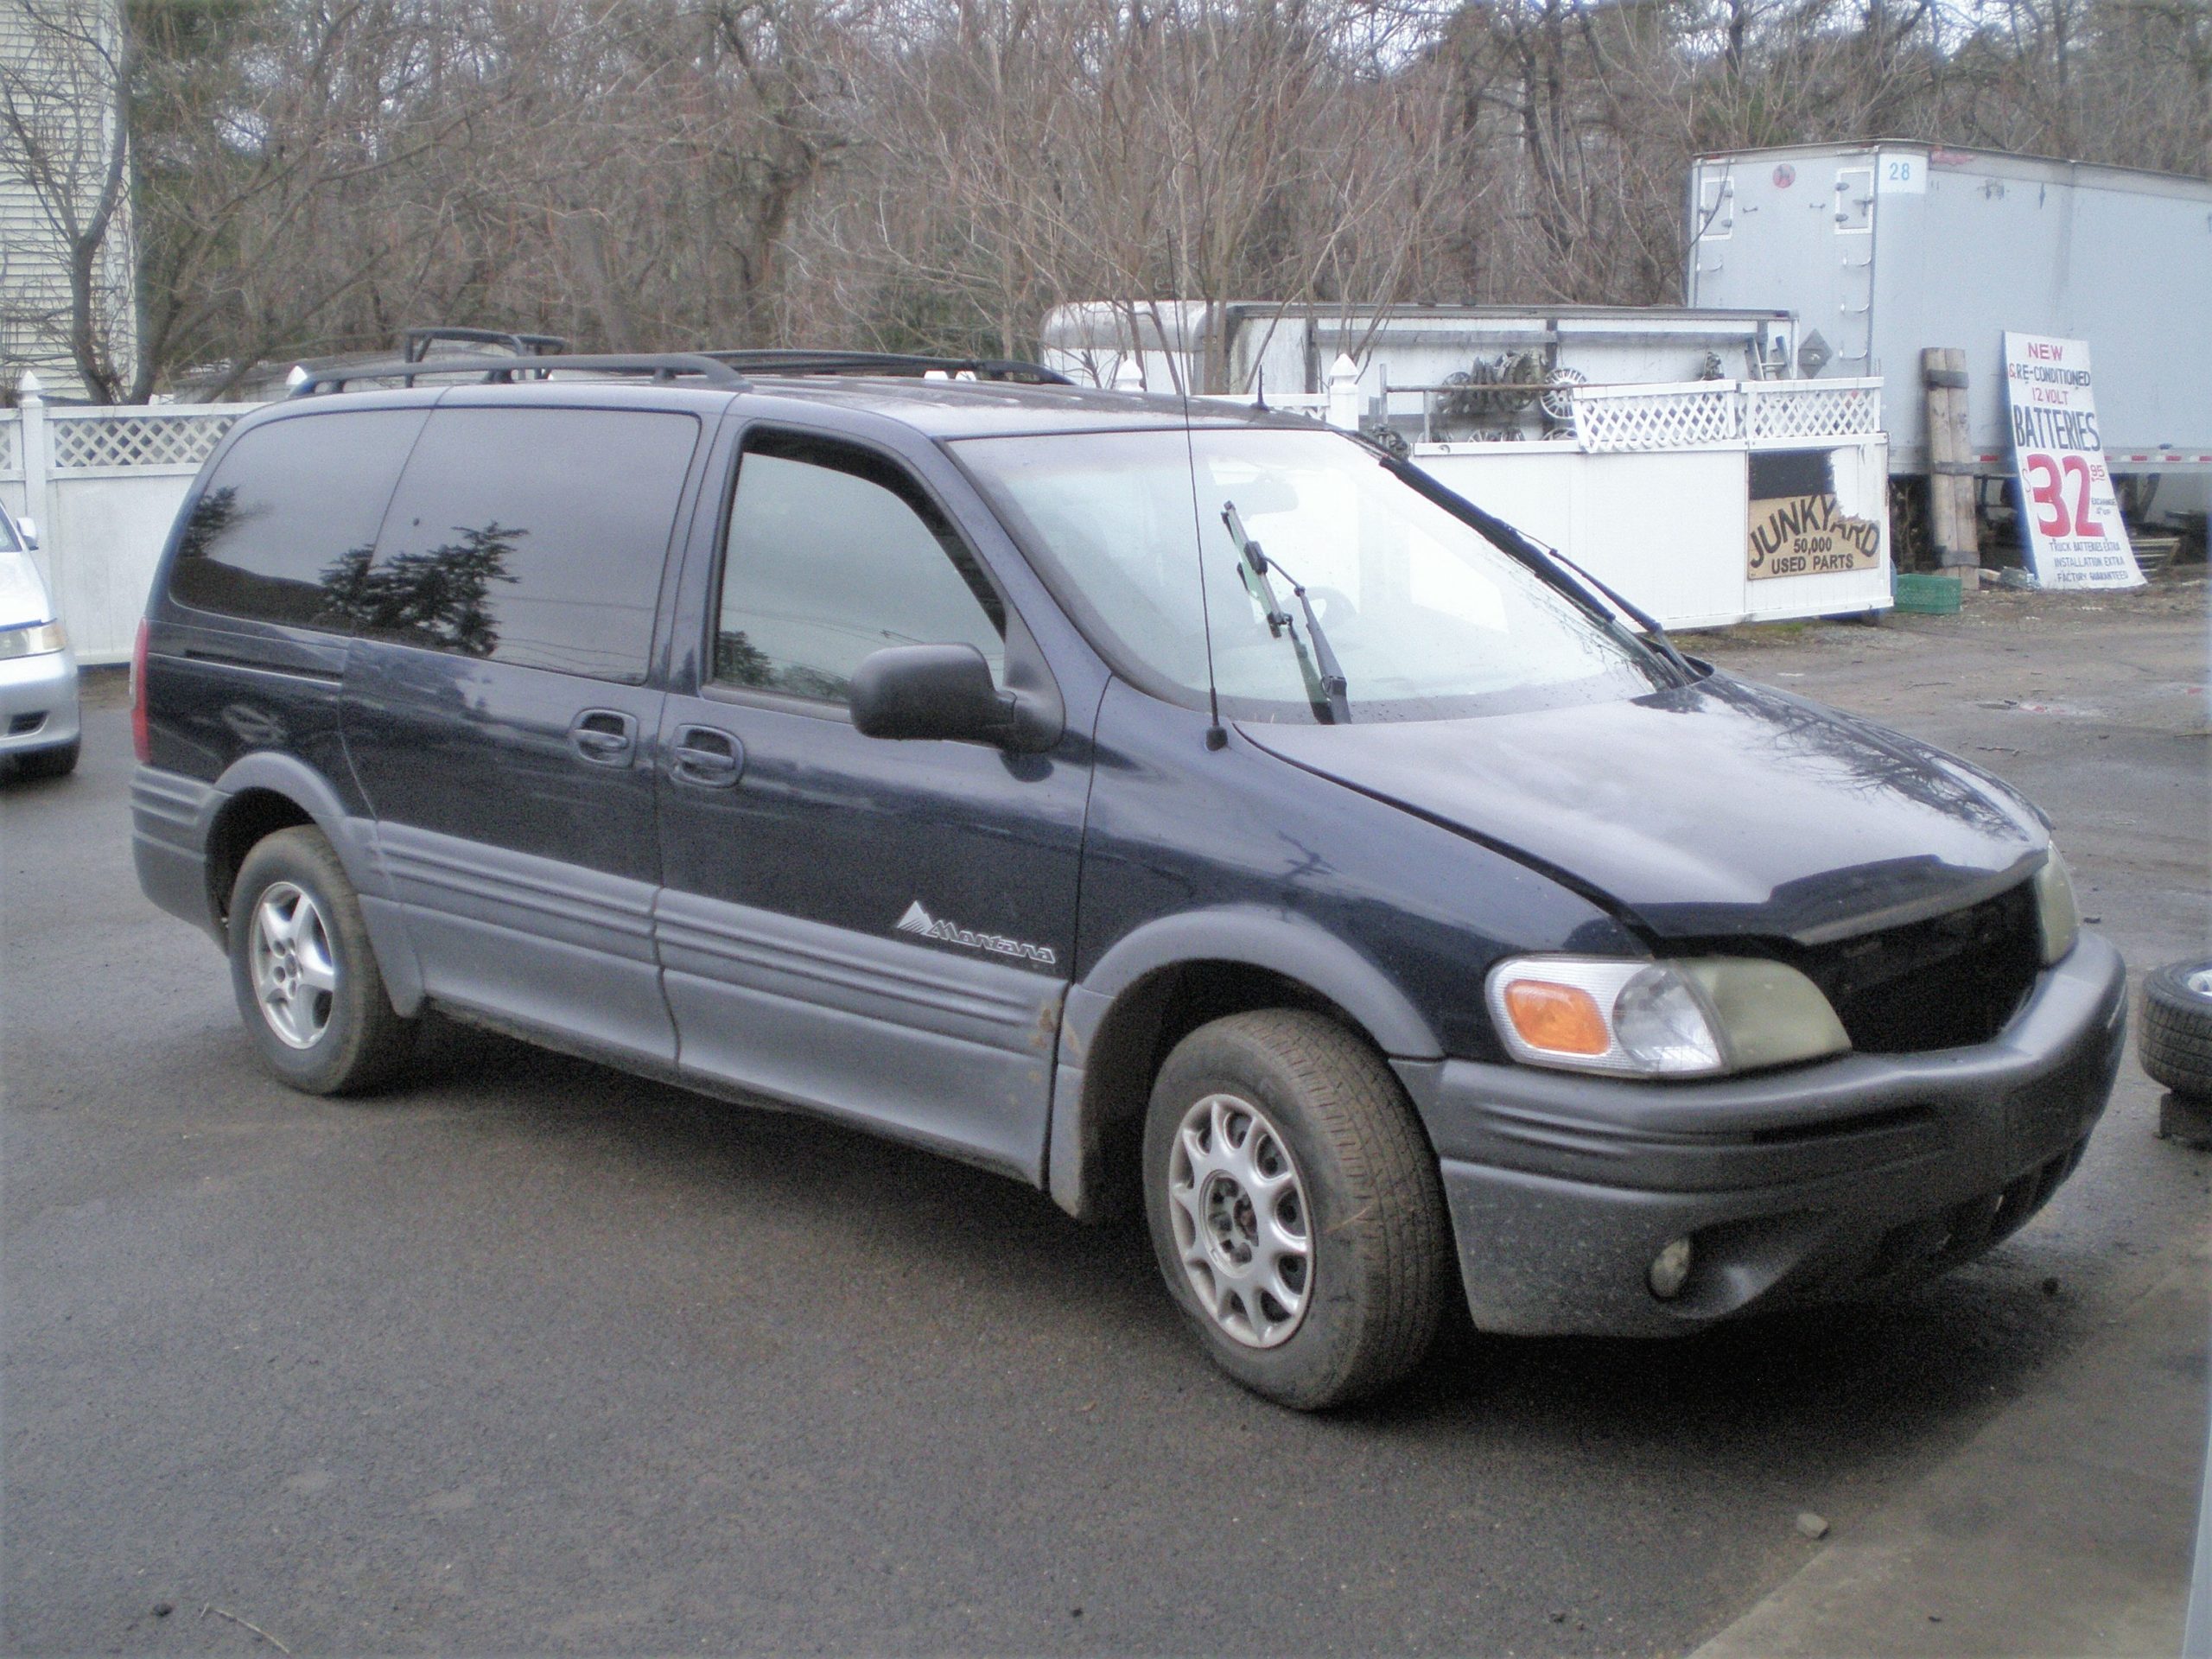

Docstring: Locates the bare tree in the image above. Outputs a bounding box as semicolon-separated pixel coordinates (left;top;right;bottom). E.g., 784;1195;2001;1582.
20;0;2198;397
130;1;509;400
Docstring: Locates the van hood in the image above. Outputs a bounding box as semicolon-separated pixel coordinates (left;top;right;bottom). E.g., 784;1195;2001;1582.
1236;674;2047;944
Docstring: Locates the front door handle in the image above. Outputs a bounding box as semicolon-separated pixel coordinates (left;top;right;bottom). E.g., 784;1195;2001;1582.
671;724;744;788
570;709;638;765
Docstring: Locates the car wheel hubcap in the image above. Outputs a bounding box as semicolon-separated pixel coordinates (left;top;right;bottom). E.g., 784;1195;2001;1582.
250;881;337;1049
2185;967;2212;1001
1167;1092;1311;1349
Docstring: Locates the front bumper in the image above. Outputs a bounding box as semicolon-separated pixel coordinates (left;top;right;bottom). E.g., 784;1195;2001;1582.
1392;932;2129;1337
0;647;80;758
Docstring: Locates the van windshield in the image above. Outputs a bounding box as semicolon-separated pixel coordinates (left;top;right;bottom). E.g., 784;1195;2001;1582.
954;426;1665;723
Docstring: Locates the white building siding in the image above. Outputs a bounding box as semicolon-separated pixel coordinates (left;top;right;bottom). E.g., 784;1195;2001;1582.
0;0;139;403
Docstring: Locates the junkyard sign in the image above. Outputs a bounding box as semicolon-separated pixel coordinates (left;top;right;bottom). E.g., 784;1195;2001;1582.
2002;334;2144;590
1745;449;1882;581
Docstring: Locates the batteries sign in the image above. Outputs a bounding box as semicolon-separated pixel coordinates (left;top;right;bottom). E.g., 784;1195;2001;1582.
2002;334;2143;589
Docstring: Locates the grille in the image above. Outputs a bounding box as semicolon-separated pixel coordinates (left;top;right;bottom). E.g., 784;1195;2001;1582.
1789;880;2044;1054
1858;1135;2088;1285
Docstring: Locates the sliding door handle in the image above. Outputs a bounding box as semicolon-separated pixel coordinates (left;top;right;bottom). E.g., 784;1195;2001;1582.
569;709;638;765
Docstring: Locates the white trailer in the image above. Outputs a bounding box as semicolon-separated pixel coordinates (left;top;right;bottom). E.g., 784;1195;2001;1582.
1687;143;2212;537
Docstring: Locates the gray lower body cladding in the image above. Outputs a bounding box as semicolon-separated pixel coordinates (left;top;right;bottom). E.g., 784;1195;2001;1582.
1394;933;2128;1337
131;766;222;937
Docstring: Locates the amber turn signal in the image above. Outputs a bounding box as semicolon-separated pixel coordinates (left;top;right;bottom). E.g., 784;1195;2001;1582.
1500;980;1611;1056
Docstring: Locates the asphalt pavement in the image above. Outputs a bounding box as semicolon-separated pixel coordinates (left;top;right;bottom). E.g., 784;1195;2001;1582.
4;582;2207;1656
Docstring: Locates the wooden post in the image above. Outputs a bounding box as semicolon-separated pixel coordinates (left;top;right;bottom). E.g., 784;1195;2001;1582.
1922;346;1980;580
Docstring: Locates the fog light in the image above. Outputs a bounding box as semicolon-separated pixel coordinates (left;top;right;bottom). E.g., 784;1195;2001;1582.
1648;1236;1694;1300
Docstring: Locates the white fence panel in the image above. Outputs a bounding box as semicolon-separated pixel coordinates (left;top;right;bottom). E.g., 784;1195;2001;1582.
1414;378;1892;631
1414;444;1763;631
0;392;256;664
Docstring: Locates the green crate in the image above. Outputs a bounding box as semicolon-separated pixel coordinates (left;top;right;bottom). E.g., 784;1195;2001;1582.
1893;573;1962;614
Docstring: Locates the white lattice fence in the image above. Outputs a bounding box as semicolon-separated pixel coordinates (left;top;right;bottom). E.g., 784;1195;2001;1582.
48;408;244;472
8;396;269;662
1745;378;1883;444
1571;382;1743;452
1573;378;1888;453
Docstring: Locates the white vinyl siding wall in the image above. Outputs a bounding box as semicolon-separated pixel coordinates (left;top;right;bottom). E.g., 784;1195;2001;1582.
0;0;138;403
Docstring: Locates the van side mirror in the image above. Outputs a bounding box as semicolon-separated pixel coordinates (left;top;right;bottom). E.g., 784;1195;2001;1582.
850;644;1020;747
16;515;35;549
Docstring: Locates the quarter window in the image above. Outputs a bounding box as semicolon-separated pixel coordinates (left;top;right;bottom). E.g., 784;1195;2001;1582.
355;407;699;682
168;410;426;628
714;433;1004;703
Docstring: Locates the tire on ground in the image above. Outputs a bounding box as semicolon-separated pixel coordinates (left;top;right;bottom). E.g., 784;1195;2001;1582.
13;739;79;779
2140;958;2212;1099
227;825;414;1095
1141;1008;1453;1410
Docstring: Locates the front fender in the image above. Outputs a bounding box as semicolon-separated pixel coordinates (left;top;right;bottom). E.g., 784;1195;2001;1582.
1062;904;1441;1064
1045;906;1442;1219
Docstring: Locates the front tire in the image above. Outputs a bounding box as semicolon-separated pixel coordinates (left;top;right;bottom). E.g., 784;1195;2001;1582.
1142;1010;1453;1409
227;826;413;1095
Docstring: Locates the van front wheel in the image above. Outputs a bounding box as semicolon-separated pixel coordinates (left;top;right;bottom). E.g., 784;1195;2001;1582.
1142;1009;1452;1409
227;826;412;1095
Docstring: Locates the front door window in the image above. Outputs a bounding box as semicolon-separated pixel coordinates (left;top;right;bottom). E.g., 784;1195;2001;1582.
715;433;1005;702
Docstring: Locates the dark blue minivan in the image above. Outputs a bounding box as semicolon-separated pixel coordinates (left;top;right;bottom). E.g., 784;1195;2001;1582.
131;351;2127;1408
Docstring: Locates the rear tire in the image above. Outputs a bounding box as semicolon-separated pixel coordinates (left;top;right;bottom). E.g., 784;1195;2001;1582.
227;826;413;1095
2141;959;2212;1100
1142;1009;1452;1409
13;738;78;779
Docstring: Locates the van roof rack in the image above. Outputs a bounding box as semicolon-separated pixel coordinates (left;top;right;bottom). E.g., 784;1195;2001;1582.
701;349;1072;385
401;326;570;362
286;346;1077;397
289;352;751;397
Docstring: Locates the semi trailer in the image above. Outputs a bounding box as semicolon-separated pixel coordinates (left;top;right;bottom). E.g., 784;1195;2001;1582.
1687;142;2212;566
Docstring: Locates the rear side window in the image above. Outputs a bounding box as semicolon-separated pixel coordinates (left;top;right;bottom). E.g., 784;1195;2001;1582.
168;410;425;628
354;407;699;683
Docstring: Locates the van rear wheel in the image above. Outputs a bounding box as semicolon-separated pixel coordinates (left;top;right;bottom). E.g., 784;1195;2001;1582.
1142;1009;1452;1409
227;826;413;1095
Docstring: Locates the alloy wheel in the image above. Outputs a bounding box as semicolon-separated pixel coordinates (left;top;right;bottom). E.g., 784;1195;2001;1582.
1166;1092;1312;1348
249;881;337;1049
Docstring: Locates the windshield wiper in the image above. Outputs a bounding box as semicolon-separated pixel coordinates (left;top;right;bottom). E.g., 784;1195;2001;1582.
1222;500;1351;723
1540;546;1699;683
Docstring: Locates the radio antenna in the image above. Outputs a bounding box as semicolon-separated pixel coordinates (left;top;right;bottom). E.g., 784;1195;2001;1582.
1166;315;1226;749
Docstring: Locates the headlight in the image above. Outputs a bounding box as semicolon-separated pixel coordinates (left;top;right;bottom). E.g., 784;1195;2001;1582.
2033;848;2078;965
1486;955;1850;1078
0;620;65;659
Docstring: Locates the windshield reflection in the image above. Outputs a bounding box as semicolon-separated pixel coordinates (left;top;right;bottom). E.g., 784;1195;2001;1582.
958;427;1662;724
